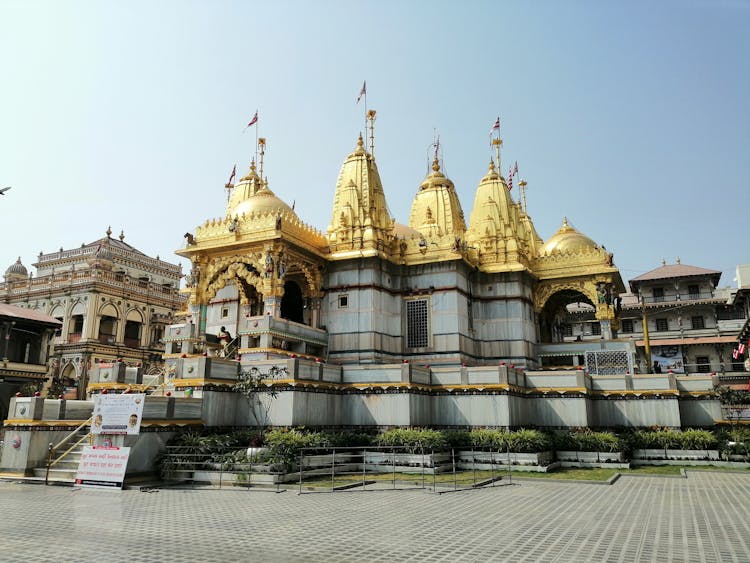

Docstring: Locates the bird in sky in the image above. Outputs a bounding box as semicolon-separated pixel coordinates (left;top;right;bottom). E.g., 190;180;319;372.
0;187;11;195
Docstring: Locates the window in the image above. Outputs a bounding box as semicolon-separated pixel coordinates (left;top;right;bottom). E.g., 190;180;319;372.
688;284;699;299
406;299;429;348
655;318;668;332
696;356;710;373
221;307;229;318
562;324;573;337
338;295;348;308
621;319;634;333
653;287;665;302
591;322;601;336
691;316;705;330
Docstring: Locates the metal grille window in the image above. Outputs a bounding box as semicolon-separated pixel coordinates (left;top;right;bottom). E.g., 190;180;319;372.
655;318;668;332
696;356;710;373
406;299;429;348
591;322;601;336
653;287;665;302
621;319;634;333
688;284;700;299
691;316;705;330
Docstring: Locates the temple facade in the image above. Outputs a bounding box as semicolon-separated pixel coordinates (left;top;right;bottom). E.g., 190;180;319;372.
152;119;720;430
175;124;624;370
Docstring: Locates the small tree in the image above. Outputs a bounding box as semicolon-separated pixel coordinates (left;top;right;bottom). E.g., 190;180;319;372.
233;365;287;434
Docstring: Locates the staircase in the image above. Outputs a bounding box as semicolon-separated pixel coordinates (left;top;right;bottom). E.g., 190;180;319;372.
32;429;91;483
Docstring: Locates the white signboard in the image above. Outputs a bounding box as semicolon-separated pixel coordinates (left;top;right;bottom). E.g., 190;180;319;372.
75;446;130;489
92;393;145;435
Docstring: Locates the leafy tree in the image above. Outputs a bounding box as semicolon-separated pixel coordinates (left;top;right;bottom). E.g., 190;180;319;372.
233;365;287;433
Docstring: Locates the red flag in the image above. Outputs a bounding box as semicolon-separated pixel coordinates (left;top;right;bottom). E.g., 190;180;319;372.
245;111;258;129
227;164;236;185
733;348;740;360
490;117;500;135
356;81;366;104
739;342;747;355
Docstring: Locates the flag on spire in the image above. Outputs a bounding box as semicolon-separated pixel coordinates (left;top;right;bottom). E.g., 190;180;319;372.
357;81;366;104
244;111;258;130
513;161;519;176
227;164;236;186
490;117;500;135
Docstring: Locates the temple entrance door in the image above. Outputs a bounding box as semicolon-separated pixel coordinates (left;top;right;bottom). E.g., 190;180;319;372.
280;280;304;324
539;289;595;344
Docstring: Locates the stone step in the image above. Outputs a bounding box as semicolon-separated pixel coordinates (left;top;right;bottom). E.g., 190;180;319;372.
32;467;77;482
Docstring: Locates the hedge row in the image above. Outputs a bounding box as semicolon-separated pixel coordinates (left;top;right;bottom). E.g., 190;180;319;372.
169;427;750;470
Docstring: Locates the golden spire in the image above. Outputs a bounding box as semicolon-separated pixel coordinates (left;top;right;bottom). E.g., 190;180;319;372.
258;138;267;180
240;159;259;182
492;138;502;172
518;179;528;214
367;110;376;158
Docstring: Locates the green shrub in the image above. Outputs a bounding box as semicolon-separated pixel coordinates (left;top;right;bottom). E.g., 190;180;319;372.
630;429;719;450
679;429;718;450
469;429;509;450
374;428;447;453
508;429;553;453
554;430;623;452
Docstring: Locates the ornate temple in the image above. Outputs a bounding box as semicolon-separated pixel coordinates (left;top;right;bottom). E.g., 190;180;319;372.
175;120;625;370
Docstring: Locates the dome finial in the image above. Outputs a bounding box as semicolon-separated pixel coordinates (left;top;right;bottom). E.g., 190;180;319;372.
661;258;666;266
106;226;112;238
119;230;125;242
562;217;569;227
676;256;681;265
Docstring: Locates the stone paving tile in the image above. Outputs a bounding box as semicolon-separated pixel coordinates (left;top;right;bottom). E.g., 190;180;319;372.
0;472;749;562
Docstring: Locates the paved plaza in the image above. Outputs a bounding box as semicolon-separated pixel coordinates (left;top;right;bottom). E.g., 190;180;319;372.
0;472;749;562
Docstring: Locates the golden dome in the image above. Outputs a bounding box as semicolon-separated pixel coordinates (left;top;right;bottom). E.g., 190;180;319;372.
541;217;599;255
232;183;295;218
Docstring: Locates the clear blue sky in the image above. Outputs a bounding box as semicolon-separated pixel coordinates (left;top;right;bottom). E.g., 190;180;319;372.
1;0;748;287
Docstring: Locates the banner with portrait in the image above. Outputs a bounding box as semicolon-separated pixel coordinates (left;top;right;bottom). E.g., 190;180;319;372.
91;393;145;435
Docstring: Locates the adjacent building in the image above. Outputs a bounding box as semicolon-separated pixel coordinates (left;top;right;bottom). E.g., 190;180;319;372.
1;229;185;398
0;303;61;418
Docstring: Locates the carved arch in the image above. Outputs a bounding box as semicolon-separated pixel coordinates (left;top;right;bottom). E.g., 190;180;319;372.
533;281;598;313
204;263;263;304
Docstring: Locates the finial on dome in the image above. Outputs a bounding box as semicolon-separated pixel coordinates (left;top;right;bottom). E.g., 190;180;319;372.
432;156;440;173
676;256;681;264
106;226;112;238
119;230;125;241
562;217;569;227
661;258;666;266
367;110;376;158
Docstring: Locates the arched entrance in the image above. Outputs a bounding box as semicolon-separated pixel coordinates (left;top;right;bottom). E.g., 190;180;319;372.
539;289;595;344
280;280;304;324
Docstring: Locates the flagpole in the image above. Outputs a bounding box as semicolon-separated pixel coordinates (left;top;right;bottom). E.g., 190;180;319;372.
364;88;368;152
255;109;259;165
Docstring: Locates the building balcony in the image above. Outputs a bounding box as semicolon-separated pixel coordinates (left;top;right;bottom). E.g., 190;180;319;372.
98;335;117;345
68;332;83;343
124;337;141;348
640;291;717;304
